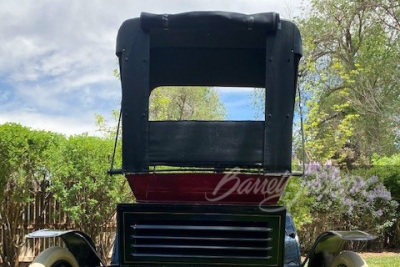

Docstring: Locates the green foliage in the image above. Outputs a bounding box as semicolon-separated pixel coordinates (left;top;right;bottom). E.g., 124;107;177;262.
303;97;359;163
0;123;63;267
250;88;265;120
370;154;400;204
95;109;120;139
279;177;314;230
369;154;400;247
149;86;226;120
296;0;400;166
48;134;131;260
0;122;133;264
113;66;226;122
298;162;398;250
49;135;130;237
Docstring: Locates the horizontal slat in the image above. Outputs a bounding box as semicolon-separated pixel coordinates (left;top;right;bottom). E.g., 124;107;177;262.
132;253;272;260
131;235;272;242
131;224;271;232
131;244;272;251
119;204;286;265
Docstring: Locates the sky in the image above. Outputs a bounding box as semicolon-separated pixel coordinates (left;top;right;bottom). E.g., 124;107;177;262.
0;0;303;135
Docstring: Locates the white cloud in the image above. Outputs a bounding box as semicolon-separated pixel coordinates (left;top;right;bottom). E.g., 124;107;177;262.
216;87;256;94
0;0;302;134
0;111;98;136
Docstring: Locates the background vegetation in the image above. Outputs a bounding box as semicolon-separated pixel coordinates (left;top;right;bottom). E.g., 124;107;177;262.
0;86;225;267
278;0;400;253
0;0;399;266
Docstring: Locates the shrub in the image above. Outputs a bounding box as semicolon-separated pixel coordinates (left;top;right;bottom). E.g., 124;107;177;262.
295;162;398;251
0;123;63;267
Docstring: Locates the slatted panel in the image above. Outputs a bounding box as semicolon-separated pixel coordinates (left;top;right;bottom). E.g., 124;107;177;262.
118;204;285;266
130;221;273;259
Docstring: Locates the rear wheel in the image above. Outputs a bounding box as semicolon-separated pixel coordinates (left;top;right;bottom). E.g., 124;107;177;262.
29;246;79;267
330;251;368;267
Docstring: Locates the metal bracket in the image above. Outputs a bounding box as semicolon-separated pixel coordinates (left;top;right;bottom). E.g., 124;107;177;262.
27;229;106;267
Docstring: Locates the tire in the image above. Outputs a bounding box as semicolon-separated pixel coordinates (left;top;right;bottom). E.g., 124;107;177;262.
29;246;79;267
330;251;368;267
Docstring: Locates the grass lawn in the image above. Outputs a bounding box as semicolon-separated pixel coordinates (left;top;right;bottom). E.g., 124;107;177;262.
302;252;400;267
362;252;400;267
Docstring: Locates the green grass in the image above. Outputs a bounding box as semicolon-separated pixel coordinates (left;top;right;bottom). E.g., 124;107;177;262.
364;255;400;267
303;253;400;267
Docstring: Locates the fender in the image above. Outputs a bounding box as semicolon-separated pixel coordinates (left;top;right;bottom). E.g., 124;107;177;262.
27;229;105;267
303;230;376;267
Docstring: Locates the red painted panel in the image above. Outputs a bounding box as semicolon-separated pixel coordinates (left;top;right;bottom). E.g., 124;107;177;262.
126;172;289;205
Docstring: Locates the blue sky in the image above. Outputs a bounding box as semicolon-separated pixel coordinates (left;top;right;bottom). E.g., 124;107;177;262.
217;88;259;120
0;0;302;135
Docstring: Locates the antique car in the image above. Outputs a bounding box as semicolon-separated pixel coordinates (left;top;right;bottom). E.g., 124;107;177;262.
28;11;374;267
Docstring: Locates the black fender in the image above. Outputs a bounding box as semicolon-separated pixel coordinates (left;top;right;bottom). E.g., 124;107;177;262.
303;230;375;267
27;229;105;267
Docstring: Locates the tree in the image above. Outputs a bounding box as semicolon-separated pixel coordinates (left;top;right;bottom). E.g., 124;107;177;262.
297;0;400;166
0;123;62;267
113;68;226;122
149;86;226;120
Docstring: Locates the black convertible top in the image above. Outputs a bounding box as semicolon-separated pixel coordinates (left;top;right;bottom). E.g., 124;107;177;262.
130;12;280;34
116;12;302;174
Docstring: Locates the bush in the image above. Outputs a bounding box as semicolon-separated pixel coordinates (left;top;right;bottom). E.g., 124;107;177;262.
0;123;63;267
279;177;314;230
370;154;400;205
295;162;398;251
49;134;132;261
369;154;400;247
